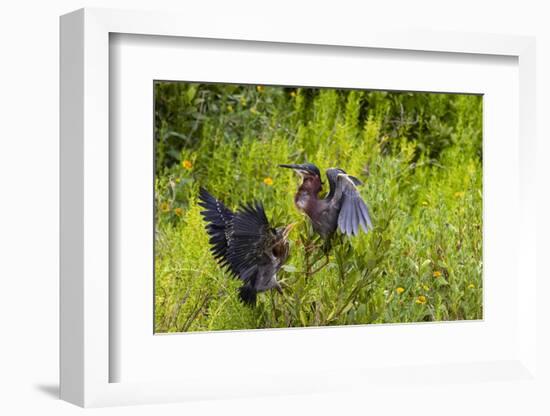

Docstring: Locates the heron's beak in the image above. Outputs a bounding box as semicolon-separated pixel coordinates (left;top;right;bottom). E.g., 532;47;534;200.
279;164;301;170
282;222;296;239
279;164;309;178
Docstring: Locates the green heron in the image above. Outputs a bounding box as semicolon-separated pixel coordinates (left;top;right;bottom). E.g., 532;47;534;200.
279;163;373;238
198;188;294;305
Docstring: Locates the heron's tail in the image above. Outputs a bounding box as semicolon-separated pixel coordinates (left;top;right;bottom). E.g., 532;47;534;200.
238;285;257;306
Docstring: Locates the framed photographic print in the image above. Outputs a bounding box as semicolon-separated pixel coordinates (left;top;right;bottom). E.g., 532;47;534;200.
152;81;483;334
60;7;538;408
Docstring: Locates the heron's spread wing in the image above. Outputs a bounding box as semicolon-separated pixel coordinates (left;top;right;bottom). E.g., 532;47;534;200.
325;168;340;200
199;191;278;305
198;188;235;272
335;173;373;236
228;202;272;282
326;168;363;199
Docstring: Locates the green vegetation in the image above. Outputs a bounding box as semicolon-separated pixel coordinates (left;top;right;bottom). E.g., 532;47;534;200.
154;82;483;332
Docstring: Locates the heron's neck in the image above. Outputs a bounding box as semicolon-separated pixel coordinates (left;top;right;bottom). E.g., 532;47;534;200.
295;187;321;215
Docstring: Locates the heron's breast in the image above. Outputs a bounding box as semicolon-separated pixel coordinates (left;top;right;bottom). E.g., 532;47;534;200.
294;192;309;211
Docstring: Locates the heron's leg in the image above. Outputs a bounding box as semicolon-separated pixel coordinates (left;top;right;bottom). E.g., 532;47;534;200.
321;236;333;254
308;236;332;275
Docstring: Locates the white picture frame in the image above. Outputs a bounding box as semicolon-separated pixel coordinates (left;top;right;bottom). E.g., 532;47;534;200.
60;7;538;408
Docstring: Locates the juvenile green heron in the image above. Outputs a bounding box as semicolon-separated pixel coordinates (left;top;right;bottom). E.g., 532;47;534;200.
279;163;373;238
198;188;294;305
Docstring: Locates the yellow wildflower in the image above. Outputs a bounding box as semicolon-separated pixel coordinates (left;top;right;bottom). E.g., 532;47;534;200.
182;160;193;170
290;91;296;98
174;207;183;217
433;271;442;278
396;287;405;295
468;283;475;289
416;295;427;305
160;202;170;213
263;177;274;186
256;85;264;93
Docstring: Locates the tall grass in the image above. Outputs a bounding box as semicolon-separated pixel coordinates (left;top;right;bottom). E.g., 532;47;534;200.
154;83;482;332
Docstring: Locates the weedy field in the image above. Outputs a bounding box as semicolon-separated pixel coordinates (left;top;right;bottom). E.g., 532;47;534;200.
154;82;483;332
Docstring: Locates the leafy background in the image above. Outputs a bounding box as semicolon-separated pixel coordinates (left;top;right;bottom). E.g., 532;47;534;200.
154;82;482;332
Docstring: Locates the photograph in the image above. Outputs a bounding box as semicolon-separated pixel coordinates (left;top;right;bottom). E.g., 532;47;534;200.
154;82;483;333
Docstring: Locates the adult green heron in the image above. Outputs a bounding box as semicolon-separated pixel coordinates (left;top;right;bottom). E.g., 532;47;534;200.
279;163;373;238
198;188;294;305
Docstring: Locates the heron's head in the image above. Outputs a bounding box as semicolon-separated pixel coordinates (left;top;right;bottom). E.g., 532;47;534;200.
272;223;295;258
271;223;295;286
274;222;296;242
279;163;323;193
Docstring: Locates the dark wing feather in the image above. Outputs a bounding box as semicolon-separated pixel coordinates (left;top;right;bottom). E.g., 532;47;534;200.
325;168;341;200
198;188;235;272
335;174;373;236
325;168;363;199
228;202;272;281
